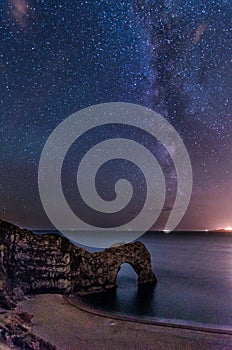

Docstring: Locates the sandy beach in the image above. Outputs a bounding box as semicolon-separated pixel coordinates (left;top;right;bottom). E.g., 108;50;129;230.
0;344;11;350
18;294;232;350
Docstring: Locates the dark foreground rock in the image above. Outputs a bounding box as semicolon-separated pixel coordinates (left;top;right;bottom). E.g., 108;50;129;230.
0;310;56;349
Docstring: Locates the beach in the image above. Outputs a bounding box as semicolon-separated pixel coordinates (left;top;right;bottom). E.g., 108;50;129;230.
19;294;232;350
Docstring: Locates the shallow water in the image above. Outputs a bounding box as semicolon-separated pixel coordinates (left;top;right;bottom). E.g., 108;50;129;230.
81;231;232;328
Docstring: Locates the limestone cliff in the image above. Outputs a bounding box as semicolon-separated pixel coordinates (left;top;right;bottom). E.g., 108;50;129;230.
0;220;156;309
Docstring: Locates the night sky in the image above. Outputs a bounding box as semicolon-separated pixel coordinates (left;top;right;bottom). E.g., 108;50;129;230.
0;0;231;231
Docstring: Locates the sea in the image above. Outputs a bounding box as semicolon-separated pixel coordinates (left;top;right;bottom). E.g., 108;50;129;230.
34;230;232;329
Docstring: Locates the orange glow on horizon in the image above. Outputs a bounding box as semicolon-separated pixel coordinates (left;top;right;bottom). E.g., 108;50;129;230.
224;226;232;231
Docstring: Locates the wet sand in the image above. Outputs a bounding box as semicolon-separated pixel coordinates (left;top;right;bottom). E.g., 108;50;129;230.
20;294;232;350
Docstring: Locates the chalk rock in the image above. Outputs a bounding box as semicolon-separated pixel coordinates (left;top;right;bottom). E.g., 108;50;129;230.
0;220;157;307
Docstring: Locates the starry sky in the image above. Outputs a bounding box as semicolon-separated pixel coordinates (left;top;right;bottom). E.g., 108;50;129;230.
0;0;231;231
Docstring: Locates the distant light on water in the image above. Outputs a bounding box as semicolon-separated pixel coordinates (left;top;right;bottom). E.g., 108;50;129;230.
163;229;171;233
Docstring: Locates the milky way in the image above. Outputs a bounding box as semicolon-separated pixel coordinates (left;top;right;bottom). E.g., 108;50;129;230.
0;0;231;230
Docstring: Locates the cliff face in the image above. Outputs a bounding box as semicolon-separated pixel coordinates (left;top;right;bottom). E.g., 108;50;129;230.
0;220;156;309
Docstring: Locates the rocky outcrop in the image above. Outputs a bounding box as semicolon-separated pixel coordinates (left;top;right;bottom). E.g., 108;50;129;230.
0;310;56;349
0;220;156;308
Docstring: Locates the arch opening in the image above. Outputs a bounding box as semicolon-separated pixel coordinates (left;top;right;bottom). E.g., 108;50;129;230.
116;263;138;289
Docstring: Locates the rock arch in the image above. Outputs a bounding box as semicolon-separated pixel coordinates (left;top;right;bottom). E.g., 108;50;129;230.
0;220;157;308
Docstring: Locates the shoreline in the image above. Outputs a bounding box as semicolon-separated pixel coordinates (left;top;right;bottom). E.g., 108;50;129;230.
19;294;232;350
65;295;232;336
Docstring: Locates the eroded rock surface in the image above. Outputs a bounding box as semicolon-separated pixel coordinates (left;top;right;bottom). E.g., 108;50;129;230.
0;310;56;350
0;220;156;308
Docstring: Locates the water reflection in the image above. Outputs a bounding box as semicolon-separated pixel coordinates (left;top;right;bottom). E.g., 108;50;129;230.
134;284;156;315
82;232;232;327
